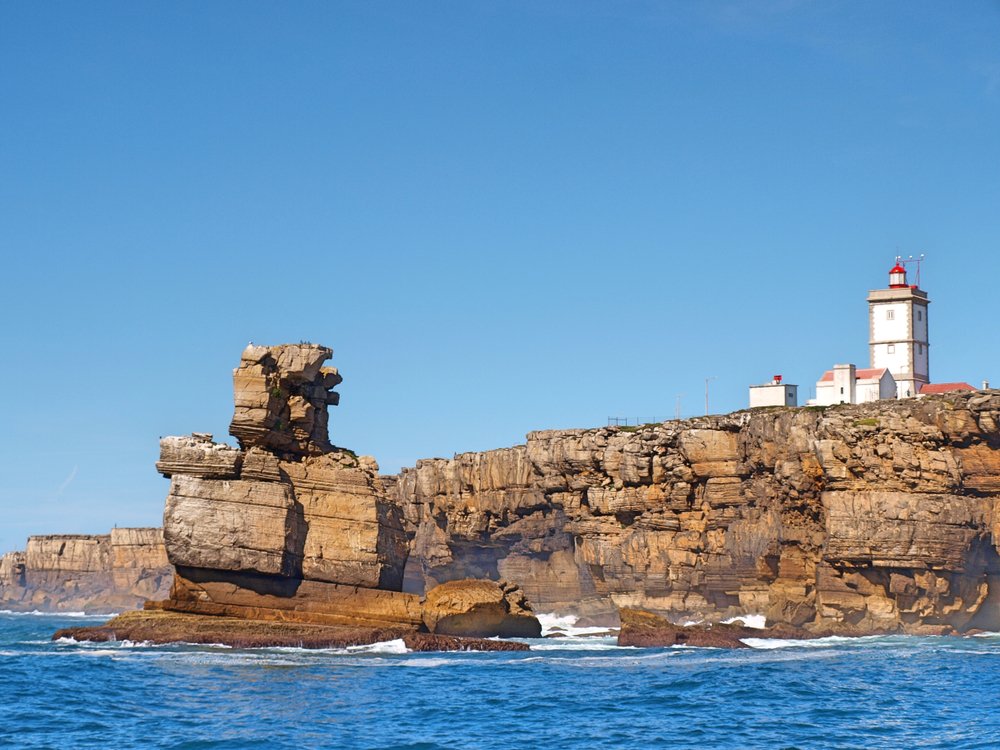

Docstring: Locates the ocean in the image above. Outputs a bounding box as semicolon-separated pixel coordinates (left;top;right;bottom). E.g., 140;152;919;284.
1;611;998;750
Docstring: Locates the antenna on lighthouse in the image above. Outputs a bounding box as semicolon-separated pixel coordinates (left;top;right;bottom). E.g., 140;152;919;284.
896;253;926;288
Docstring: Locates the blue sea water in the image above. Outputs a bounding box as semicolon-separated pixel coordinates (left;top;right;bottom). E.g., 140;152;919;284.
2;612;1000;750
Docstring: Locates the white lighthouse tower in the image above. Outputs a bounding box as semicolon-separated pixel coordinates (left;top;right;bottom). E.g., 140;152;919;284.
867;258;930;398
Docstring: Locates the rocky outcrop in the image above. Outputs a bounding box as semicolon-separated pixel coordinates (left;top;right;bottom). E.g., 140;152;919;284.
125;343;541;646
0;529;171;612
54;609;530;652
421;579;542;637
392;391;1000;635
616;608;817;648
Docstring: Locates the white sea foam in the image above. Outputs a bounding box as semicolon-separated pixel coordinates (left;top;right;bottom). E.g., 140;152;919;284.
721;614;767;629
0;610;116;618
527;637;626;651
520;650;676;668
740;634;879;650
252;639;411;656
346;639;409;655
536;612;617;638
78;649;123;658
397;657;454;668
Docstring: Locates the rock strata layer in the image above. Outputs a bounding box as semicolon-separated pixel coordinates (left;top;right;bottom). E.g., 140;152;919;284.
0;529;171;612
392;391;1000;635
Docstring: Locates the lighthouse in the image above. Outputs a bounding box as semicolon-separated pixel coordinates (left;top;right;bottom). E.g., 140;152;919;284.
866;259;930;398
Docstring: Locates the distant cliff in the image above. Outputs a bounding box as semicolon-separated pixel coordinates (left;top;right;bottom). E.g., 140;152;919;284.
0;528;171;612
391;391;1000;634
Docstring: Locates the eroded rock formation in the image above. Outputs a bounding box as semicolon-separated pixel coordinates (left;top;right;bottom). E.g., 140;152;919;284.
229;343;341;457
147;343;540;642
392;391;1000;634
0;529;171;612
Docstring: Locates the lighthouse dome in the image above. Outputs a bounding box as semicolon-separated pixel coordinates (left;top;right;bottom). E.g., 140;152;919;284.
888;262;907;288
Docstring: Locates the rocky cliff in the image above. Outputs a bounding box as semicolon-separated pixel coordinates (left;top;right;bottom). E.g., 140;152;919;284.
0;529;171;612
392;391;1000;634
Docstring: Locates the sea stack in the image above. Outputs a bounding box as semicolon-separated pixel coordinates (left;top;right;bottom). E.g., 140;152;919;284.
159;343;408;597
58;343;539;648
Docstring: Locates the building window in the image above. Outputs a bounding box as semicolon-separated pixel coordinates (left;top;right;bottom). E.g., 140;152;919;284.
886;310;895;320
887;344;895;354
918;344;923;354
917;310;923;321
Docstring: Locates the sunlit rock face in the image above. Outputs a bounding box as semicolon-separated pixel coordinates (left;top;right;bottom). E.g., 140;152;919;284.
228;343;342;458
392;391;1000;634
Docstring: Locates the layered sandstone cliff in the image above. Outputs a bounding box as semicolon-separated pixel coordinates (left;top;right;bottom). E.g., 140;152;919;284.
0;529;171;612
392;391;1000;634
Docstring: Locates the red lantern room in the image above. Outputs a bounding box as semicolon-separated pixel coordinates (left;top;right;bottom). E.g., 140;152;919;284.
888;262;907;288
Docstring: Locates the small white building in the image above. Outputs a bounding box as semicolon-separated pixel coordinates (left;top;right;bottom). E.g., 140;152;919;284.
813;364;896;406
749;376;798;408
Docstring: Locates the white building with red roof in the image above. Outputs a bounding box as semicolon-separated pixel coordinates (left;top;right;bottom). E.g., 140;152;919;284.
752;259;986;409
919;382;976;395
813;364;897;406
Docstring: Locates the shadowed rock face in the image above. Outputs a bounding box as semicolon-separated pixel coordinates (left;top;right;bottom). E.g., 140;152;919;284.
391;391;1000;635
0;530;171;612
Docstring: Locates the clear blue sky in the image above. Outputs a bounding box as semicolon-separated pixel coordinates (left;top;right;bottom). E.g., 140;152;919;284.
2;1;998;553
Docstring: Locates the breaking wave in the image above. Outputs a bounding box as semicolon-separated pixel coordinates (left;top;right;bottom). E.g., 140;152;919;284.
0;609;116;618
721;613;767;629
536;612;617;638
